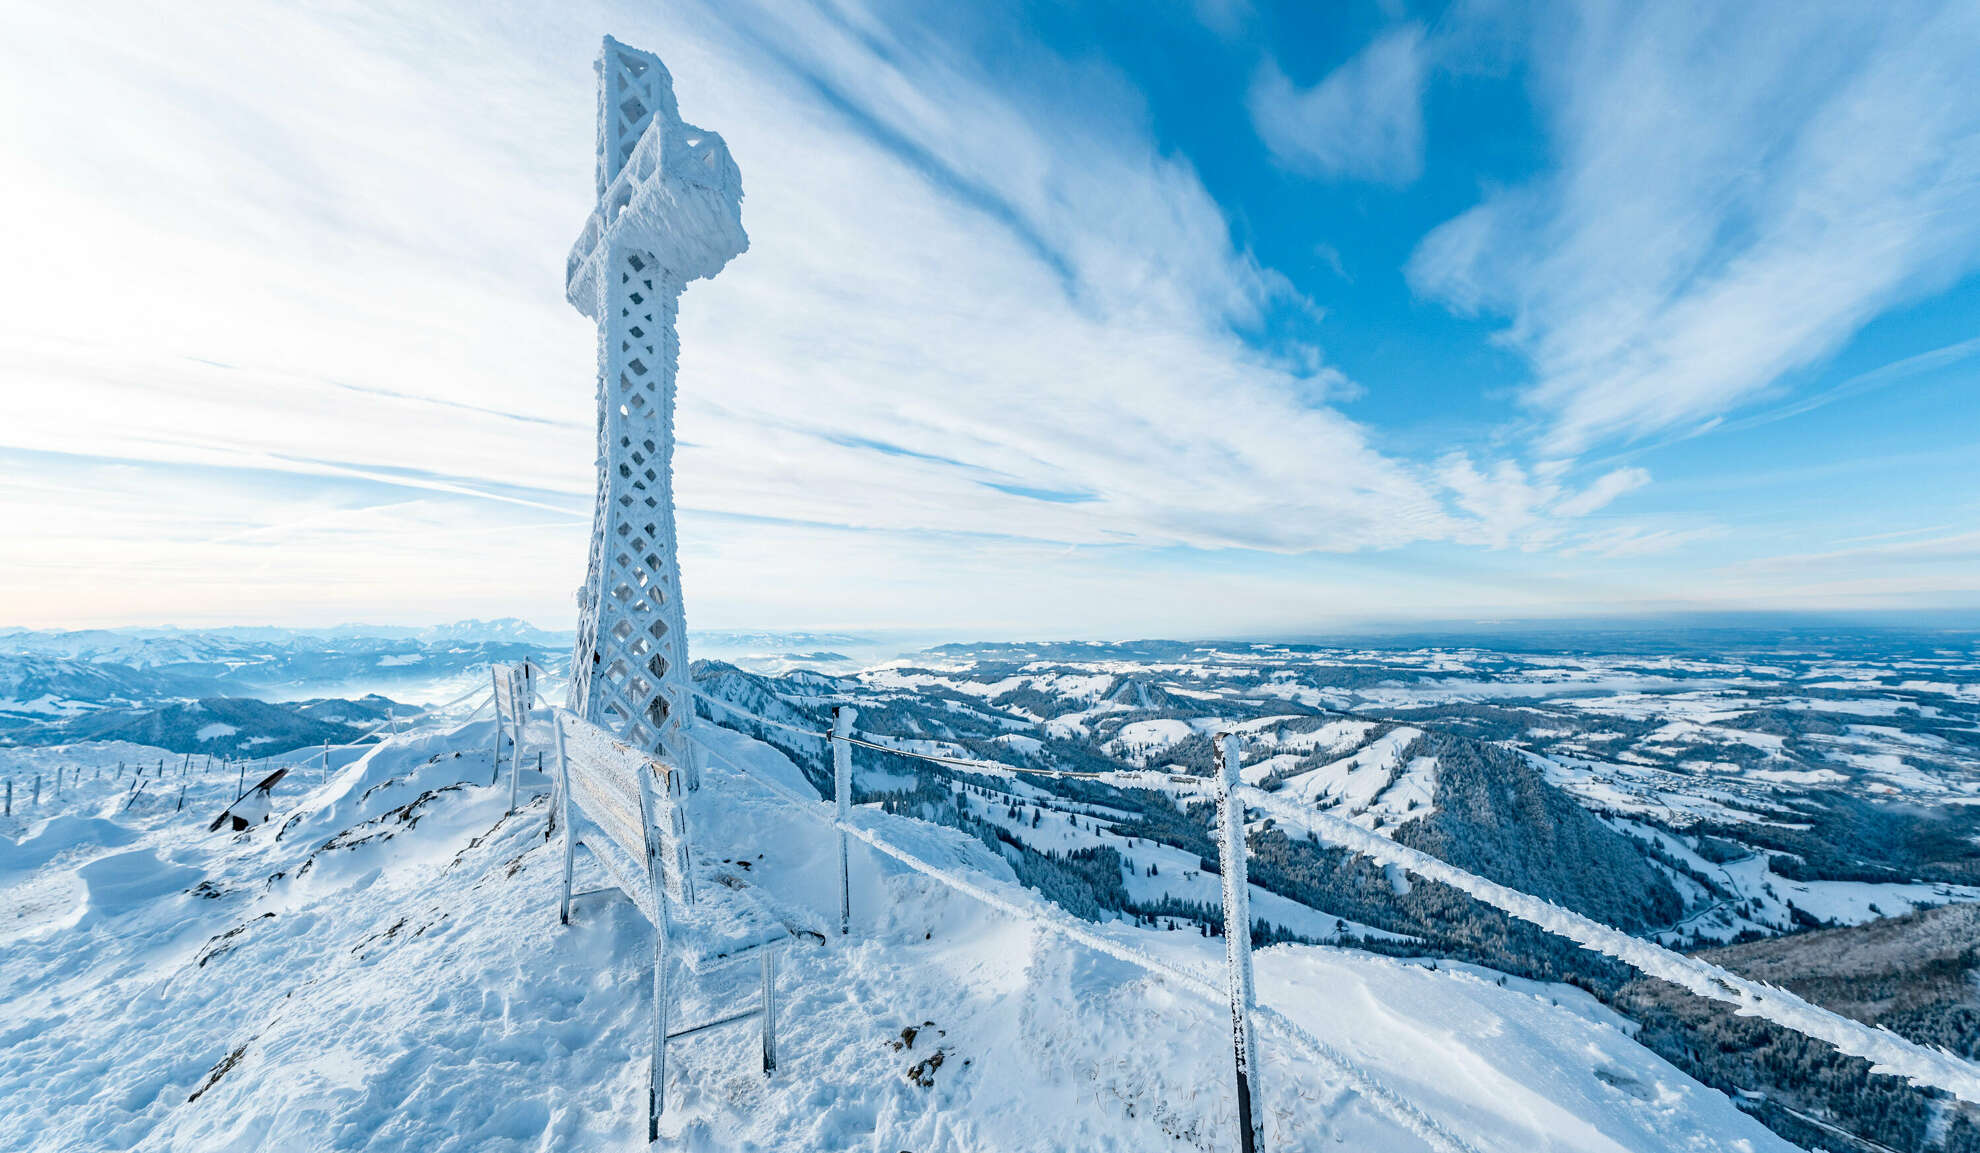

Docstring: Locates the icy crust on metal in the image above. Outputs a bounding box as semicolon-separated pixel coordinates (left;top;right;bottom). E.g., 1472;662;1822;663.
566;37;745;769
566;36;747;317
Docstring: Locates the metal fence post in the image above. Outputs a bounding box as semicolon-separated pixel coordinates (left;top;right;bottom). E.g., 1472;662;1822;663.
633;740;671;1137
490;666;505;786
554;713;575;926
761;946;780;1073
509;682;526;816
4;779;10;816
832;706;858;934
1214;732;1265;1153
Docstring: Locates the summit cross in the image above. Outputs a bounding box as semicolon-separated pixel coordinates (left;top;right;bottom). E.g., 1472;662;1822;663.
564;36;747;775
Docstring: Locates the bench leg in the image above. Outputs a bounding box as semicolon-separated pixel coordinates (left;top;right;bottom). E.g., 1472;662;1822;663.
761;946;779;1074
651;924;668;1140
558;810;574;926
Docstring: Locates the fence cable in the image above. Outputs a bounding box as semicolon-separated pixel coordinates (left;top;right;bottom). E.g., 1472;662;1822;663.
695;691;1154;783
696;689;1980;1104
689;730;1480;1153
1215;784;1980;1105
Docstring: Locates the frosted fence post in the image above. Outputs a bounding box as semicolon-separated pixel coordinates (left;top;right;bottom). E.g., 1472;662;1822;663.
632;740;672;1136
322;741;331;784
554;713;575;926
1214;732;1265;1153
235;758;245;800
761;947;779;1072
490;667;505;786
832;706;858;935
4;779;10;816
56;766;63;796
176;779;187;811
33;774;41;807
508;681;526;816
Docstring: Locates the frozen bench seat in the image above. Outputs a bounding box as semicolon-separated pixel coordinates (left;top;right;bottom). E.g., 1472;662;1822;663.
548;709;820;1141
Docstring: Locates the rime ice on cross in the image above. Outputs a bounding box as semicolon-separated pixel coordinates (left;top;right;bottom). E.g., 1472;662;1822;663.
565;37;746;774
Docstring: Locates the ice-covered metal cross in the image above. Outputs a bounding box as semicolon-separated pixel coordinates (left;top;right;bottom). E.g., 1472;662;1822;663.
565;36;746;773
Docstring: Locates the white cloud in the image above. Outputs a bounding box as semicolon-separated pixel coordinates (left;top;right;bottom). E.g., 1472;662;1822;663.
1408;1;1980;452
0;0;1858;630
1552;466;1649;518
1563;524;1726;560
1249;24;1428;185
1436;455;1654;550
0;0;1487;629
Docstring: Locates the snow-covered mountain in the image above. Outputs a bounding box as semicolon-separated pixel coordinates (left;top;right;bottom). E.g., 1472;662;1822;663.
0;624;568;742
5;627;1978;1152
689;633;1980;1153
0;713;1802;1152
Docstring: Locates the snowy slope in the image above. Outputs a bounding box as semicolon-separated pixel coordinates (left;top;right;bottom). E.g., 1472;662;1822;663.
0;717;1798;1152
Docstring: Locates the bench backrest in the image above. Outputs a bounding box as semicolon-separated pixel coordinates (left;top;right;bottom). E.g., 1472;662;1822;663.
553;708;698;913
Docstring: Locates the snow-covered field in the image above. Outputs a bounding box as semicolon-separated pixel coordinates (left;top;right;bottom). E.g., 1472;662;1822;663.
0;716;1799;1152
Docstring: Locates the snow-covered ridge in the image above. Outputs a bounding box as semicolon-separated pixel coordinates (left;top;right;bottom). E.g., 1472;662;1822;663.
2;716;1804;1151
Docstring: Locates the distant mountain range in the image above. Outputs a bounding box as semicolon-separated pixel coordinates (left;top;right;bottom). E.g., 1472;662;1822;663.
0;622;568;751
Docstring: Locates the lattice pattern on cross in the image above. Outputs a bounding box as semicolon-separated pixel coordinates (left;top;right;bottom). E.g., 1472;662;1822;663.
565;36;747;775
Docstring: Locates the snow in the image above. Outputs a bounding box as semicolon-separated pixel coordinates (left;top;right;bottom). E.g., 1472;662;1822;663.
194;723;238;741
1275;727;1428;827
0;716;1818;1150
1238;786;1980;1105
1609;819;1980;944
75;849;204;919
1106;719;1194;762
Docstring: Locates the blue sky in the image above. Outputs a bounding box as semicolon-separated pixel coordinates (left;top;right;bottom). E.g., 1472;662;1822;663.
0;0;1976;635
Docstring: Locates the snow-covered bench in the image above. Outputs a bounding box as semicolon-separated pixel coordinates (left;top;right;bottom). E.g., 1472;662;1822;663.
547;709;813;1140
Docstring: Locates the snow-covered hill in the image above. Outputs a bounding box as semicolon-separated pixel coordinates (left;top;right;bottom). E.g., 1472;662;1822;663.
0;624;567;736
0;715;1799;1152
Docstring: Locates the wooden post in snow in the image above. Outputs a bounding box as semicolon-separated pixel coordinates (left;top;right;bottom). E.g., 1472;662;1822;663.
1214;732;1265;1153
832;706;858;934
